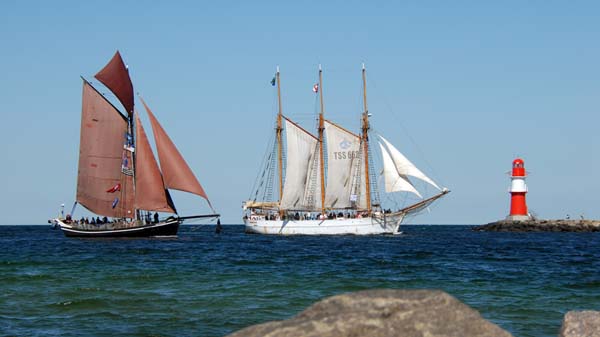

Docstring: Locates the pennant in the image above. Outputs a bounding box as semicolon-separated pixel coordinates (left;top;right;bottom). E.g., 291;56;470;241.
270;76;276;86
112;197;119;208
313;83;319;93
106;183;121;193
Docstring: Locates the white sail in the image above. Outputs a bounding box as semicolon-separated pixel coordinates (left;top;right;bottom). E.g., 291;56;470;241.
280;118;320;210
379;135;441;190
379;142;422;197
324;120;361;208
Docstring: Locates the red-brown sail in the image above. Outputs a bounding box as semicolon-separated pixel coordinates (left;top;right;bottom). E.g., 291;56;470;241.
140;98;210;202
76;81;135;218
133;112;176;213
94;51;134;116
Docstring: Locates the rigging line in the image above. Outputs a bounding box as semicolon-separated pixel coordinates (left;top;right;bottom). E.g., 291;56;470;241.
249;128;276;200
367;75;446;188
373;124;444;191
261;140;277;202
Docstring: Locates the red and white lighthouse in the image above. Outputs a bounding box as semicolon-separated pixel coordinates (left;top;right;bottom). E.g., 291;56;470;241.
507;158;531;221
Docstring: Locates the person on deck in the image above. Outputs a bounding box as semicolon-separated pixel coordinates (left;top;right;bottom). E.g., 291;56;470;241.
154;212;159;223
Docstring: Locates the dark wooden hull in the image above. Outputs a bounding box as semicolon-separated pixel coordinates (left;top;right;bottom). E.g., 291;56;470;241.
60;219;180;238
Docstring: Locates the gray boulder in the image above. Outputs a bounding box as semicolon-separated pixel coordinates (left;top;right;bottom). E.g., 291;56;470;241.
226;289;512;337
560;311;600;337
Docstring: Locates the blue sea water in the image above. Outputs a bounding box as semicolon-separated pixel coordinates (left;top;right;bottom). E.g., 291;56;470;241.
0;225;599;337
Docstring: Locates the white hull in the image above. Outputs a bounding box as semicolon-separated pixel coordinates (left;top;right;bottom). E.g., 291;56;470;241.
244;214;404;235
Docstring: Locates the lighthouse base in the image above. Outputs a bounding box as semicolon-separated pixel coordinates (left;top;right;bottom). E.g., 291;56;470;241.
505;215;532;221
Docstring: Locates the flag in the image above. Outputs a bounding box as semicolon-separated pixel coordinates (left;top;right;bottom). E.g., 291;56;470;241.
112;197;119;208
313;83;319;93
106;183;121;193
271;76;276;86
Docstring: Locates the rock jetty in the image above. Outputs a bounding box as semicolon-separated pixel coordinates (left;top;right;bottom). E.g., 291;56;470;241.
560;310;600;337
226;289;600;337
226;289;513;337
474;219;600;232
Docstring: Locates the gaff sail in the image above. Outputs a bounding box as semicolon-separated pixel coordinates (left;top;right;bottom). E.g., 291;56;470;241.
76;81;134;218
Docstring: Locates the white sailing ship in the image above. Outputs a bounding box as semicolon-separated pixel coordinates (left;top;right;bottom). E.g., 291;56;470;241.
243;65;449;235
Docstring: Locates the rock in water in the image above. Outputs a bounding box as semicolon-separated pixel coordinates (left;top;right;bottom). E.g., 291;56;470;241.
560;311;600;337
226;289;512;337
473;219;600;232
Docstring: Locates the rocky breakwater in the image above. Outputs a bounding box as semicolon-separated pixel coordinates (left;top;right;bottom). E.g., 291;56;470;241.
226;289;513;337
225;289;600;337
560;311;600;337
474;219;600;232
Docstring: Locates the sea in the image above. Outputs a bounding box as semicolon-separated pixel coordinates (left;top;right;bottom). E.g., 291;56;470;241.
0;225;598;337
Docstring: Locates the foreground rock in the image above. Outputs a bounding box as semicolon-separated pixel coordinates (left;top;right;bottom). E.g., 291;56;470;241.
226;289;512;337
474;219;600;232
560;311;600;337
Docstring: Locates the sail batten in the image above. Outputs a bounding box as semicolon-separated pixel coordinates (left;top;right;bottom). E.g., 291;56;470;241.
140;99;211;205
379;135;441;191
94;51;134;116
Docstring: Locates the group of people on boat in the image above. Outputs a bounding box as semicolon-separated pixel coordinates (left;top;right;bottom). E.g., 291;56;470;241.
245;209;376;221
61;212;161;226
63;214;111;225
142;212;159;225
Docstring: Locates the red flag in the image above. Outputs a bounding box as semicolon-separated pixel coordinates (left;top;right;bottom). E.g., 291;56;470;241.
106;183;121;193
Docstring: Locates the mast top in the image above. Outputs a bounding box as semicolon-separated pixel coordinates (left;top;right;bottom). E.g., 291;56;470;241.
276;65;280;73
362;63;365;70
319;64;322;71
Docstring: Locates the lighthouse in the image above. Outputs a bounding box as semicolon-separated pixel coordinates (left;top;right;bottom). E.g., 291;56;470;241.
507;158;531;221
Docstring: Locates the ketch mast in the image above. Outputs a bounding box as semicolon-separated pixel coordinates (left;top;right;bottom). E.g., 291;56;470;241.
93;50;136;219
361;64;372;214
276;67;284;204
318;65;326;214
128;109;137;220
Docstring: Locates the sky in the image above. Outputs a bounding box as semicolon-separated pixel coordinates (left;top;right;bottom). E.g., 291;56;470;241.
1;1;600;225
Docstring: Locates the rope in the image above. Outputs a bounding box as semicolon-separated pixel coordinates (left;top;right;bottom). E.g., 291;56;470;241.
367;74;446;188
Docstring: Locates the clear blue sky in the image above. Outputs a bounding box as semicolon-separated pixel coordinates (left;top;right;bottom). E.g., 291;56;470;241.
1;1;599;225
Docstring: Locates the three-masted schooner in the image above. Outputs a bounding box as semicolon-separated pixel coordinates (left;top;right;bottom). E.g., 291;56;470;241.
243;65;449;235
51;51;218;237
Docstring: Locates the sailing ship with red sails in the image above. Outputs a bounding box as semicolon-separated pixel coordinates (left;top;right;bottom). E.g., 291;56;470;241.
51;51;218;237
